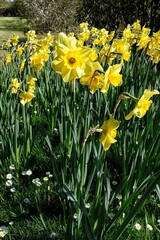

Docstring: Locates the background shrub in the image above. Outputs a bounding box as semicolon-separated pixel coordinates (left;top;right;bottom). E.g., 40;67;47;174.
12;0;78;32
76;0;160;32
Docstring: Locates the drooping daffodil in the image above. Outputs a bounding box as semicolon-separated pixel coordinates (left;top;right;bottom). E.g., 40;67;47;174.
99;115;120;151
125;89;159;120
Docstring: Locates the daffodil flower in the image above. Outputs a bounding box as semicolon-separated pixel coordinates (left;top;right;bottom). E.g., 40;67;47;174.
6;54;12;64
101;64;123;92
99;115;120;151
125;89;159;120
52;32;92;82
9;78;21;94
19;90;35;105
80;61;104;93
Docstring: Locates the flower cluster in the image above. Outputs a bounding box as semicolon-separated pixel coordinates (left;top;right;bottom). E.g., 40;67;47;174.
2;20;159;152
0;226;8;238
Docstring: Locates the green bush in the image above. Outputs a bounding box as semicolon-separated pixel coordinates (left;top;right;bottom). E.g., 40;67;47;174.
76;0;160;32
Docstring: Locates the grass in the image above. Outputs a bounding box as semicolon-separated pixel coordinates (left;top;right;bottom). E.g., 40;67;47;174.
0;17;27;58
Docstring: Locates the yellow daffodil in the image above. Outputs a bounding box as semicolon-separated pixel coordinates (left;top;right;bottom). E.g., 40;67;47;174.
125;89;160;120
19;59;26;73
101;64;123;92
147;31;160;63
137;35;150;50
9;78;21;94
11;33;19;46
78;31;90;43
89;48;98;61
6;54;12;64
52;32;92;82
26;30;36;42
123;24;135;41
28;75;37;92
112;39;131;61
132;20;141;37
16;46;24;57
80;61;104;94
30;52;45;72
5;39;11;49
100;115;120;151
19;90;35;105
80;22;89;30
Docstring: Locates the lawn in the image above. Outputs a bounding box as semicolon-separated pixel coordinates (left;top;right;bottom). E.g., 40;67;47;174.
0;17;27;57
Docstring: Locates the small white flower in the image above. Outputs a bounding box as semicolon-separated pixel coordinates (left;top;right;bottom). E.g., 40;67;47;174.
43;177;49;182
34;110;37;114
73;213;78;219
22;171;26;175
9;164;15;170
138;195;142;199
146;224;153;231
0;226;8;237
32;178;40;184
6;173;13;179
135;223;141;231
25;169;32;176
85;203;90;209
50;232;56;238
6;180;12;187
9;221;14;226
116;194;122;200
46;172;51;175
24;198;30;204
10;187;16;193
35;181;42;187
48;174;53;178
112;181;118;185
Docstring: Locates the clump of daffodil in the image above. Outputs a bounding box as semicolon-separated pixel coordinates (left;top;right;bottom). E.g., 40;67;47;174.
52;32;92;82
137;26;151;50
9;78;21;94
99;43;114;65
101;64;123;93
147;30;160;63
99;115;120;151
28;35;51;72
132;19;142;38
125;89;160;120
39;31;54;47
80;61;104;94
123;24;135;45
78;22;90;44
92;28;110;46
112;39;131;62
26;30;37;43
